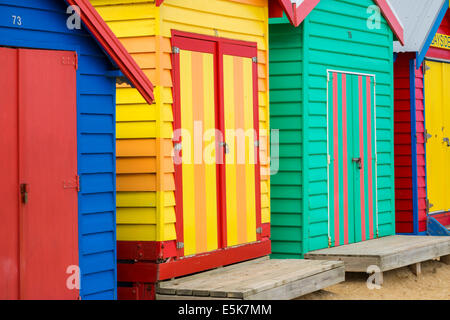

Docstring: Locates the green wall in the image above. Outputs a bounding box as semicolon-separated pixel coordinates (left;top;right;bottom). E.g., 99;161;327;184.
269;0;396;258
269;21;304;258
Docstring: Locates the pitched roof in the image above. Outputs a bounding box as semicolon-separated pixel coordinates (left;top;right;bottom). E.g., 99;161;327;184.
283;0;404;45
390;0;448;59
66;0;154;104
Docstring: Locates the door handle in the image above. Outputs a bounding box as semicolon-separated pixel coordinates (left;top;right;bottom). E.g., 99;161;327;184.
220;142;230;154
20;183;28;204
352;158;362;170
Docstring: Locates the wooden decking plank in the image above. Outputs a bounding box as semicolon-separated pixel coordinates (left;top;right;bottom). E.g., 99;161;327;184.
157;256;269;295
246;266;345;300
157;265;346;300
305;236;450;272
306;236;450;257
226;261;342;299
174;259;285;296
187;260;297;298
157;259;345;299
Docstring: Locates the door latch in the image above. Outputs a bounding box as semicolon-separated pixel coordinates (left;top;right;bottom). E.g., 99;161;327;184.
63;175;80;192
20;183;28;204
352;157;362;170
443;137;450;147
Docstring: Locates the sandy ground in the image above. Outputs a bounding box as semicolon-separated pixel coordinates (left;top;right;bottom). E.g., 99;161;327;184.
297;259;450;300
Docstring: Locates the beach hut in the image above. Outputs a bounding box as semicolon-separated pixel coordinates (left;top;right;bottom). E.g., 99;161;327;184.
0;0;153;299
269;0;404;258
390;0;449;235
90;0;300;299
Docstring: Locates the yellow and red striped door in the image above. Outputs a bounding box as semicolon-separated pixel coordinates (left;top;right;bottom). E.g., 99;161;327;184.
172;33;261;257
223;54;258;247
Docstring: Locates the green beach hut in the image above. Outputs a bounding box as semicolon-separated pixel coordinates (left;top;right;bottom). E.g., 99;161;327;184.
269;0;404;258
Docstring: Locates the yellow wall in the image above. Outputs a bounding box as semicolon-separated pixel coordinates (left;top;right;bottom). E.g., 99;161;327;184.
91;0;270;242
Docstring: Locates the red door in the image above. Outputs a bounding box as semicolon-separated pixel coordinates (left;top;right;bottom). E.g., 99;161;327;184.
0;47;79;300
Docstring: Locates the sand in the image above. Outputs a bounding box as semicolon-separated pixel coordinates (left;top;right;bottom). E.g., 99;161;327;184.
298;259;450;300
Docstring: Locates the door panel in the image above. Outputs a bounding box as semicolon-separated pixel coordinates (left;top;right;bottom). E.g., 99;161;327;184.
173;34;261;257
178;48;219;257
328;72;377;247
0;47;20;300
19;49;78;300
425;60;450;213
0;48;79;299
223;55;257;246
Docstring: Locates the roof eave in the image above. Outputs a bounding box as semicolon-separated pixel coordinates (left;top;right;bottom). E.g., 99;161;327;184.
374;0;405;45
66;0;155;104
416;0;449;67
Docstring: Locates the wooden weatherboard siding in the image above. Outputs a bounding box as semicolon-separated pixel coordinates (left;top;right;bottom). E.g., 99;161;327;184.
92;0;271;244
158;0;272;230
92;0;176;242
269;22;304;258
393;53;426;234
0;0;118;299
269;0;396;258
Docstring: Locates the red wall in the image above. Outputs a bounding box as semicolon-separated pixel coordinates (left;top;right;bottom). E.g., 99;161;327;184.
393;53;427;233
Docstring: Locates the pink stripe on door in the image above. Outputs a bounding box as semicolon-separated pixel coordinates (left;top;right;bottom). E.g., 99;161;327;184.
342;73;349;245
366;76;374;239
333;73;340;247
359;76;366;241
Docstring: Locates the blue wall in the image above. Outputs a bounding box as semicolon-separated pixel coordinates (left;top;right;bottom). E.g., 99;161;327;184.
0;0;117;299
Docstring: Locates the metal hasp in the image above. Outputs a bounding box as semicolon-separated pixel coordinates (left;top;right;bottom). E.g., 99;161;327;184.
352;157;362;170
443;137;450;146
20;183;28;204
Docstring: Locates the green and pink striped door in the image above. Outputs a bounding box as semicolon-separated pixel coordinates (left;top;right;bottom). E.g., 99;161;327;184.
328;71;377;247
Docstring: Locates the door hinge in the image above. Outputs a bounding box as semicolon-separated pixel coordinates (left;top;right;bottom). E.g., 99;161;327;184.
256;227;262;234
425;130;432;143
423;61;430;75
172;46;180;54
176;242;184;249
426;199;433;214
74;53;78;70
252;57;258;63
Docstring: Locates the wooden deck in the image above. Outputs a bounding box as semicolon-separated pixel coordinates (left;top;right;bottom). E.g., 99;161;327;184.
156;257;345;300
304;235;450;273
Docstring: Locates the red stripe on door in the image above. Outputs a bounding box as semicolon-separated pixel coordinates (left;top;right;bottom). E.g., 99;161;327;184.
342;74;349;245
366;76;374;239
359;76;366;241
333;72;340;247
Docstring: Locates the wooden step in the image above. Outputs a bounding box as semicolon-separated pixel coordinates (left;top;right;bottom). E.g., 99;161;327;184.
305;235;450;272
156;258;345;300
